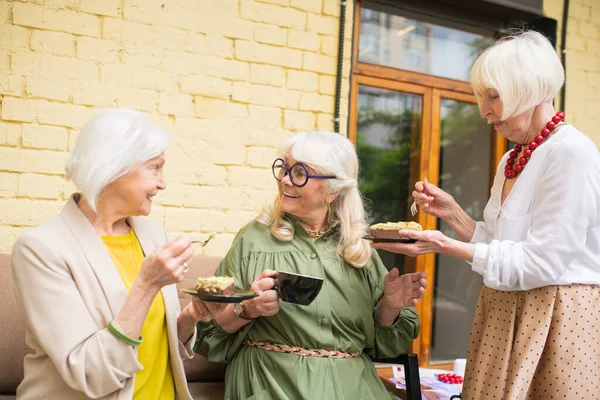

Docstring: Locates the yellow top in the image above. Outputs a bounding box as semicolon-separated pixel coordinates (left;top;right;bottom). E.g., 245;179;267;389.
101;229;175;400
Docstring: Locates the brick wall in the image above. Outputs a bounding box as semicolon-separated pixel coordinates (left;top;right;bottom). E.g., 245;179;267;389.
1;0;598;256
0;0;353;255
544;0;600;144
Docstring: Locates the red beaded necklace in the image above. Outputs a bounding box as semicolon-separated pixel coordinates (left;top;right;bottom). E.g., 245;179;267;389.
504;111;565;179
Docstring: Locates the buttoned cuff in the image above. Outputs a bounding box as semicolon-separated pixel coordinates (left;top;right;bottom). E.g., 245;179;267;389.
470;221;486;244
471;242;489;276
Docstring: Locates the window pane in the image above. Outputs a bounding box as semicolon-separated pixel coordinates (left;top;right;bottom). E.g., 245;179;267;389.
358;8;494;82
430;99;491;362
356;85;422;273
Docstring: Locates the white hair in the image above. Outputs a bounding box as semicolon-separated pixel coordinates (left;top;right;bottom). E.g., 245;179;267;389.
471;30;565;121
256;131;371;269
65;109;170;211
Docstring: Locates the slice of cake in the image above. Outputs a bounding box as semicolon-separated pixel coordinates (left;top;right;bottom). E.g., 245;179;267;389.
369;221;423;239
195;276;235;295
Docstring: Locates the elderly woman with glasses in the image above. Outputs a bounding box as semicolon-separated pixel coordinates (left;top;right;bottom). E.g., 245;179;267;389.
11;109;217;400
373;31;600;398
195;131;428;399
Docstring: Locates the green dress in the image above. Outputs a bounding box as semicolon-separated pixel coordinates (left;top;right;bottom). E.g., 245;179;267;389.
195;216;420;400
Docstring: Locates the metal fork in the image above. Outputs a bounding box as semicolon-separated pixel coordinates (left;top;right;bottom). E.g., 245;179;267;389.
192;232;217;247
410;198;418;217
410;177;427;217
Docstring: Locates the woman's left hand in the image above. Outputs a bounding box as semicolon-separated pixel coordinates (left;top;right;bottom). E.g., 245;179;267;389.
383;269;428;308
186;297;227;323
371;229;450;257
178;297;227;343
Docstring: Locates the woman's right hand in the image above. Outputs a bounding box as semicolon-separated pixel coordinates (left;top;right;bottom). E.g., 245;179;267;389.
412;178;459;220
138;235;194;290
243;269;280;318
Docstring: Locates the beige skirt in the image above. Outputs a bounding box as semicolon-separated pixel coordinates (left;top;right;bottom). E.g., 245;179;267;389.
462;284;600;400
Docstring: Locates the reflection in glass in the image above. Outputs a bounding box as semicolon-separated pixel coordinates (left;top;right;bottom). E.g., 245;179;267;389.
430;99;491;362
359;7;494;82
356;85;422;273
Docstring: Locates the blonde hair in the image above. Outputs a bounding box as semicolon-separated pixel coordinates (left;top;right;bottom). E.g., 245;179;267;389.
256;131;371;268
65;109;170;211
471;30;564;121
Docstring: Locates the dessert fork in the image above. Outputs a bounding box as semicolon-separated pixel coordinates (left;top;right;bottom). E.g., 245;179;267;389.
192;232;217;247
410;177;428;217
410;198;418;217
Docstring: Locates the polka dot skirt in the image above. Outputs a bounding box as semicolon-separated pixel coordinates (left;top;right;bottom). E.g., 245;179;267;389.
462;284;600;399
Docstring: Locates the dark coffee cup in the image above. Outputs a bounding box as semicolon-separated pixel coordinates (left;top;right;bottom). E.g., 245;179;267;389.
275;271;323;306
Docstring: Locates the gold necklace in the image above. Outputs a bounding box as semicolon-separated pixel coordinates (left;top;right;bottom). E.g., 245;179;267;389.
305;228;327;239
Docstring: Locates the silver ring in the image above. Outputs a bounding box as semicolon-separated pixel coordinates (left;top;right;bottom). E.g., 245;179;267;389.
183;267;190;274
183;262;188;268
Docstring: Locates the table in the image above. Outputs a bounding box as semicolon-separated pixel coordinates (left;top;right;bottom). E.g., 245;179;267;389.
376;366;407;399
376;365;463;400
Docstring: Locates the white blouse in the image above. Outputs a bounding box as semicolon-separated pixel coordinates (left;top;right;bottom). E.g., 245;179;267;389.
471;125;600;290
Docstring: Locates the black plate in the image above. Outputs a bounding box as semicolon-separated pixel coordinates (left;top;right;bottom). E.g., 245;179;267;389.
180;288;258;303
362;235;417;244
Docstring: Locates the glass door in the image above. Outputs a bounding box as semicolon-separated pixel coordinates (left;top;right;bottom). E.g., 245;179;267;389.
352;79;429;274
350;0;506;368
428;92;491;363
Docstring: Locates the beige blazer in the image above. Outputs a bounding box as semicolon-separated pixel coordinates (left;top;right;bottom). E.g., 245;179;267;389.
11;194;196;400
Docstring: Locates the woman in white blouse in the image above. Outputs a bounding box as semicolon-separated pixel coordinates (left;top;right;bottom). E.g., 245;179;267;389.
373;31;600;399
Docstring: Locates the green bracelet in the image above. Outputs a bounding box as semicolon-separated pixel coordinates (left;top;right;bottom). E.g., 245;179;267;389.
107;321;143;347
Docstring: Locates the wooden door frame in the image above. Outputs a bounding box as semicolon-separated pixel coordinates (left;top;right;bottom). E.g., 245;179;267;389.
349;75;431;145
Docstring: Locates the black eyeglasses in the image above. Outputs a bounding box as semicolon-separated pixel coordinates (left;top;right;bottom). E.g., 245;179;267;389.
272;158;336;188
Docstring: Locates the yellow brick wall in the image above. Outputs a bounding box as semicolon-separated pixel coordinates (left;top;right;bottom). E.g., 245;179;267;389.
2;0;597;257
0;0;353;255
544;0;600;145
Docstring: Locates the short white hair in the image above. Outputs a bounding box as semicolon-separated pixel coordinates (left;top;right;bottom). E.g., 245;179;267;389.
256;131;372;268
65;109;170;211
471;30;565;120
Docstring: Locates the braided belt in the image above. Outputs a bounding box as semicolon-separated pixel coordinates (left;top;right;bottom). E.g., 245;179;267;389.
243;340;361;359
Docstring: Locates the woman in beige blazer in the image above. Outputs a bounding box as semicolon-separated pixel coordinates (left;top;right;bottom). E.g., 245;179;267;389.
11;109;215;399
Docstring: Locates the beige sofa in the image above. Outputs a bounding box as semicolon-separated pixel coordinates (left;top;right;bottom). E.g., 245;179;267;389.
0;253;226;400
0;252;423;400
